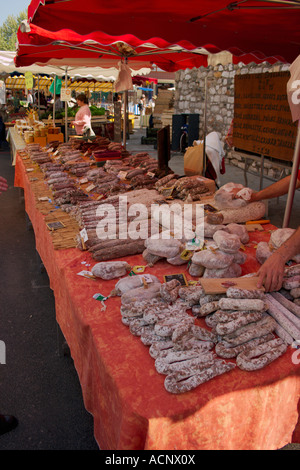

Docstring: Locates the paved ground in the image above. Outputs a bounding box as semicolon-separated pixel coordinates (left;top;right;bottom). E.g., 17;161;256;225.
0;127;299;450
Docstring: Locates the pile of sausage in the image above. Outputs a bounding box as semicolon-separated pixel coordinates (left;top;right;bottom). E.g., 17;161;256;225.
109;271;294;393
155;174;212;201
25;143;52;165
142;221;249;278
73;189;166;260
116;278;235;393
204;287;288;371
189;222;249;278
281;264;300;307
262;264;300;344
256;229;300;274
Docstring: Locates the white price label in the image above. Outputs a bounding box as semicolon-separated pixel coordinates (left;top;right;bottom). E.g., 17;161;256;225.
86;184;96;192
80;228;88;242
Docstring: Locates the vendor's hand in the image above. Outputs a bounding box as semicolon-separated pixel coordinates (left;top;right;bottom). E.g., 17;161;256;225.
231;187;257;202
230;187;242;199
0;176;8;194
256;252;286;292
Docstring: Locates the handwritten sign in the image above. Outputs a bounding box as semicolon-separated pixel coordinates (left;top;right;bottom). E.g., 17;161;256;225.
60;88;72;101
233;72;297;161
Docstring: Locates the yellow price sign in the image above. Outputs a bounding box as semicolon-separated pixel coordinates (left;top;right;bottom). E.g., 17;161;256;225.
180;249;193;261
25;71;33;89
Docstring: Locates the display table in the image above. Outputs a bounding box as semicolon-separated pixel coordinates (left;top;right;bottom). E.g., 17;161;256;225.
14;152;300;450
7;128;27;166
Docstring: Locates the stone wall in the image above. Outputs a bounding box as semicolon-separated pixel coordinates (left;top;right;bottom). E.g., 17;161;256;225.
174;61;291;142
174;61;292;179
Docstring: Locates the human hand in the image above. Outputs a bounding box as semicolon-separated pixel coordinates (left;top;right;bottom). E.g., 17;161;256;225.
256;252;286;292
0;176;8;195
231;187;257;202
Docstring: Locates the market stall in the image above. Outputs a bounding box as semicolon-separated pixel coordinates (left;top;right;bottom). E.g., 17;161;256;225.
11;0;300;451
12;130;300;450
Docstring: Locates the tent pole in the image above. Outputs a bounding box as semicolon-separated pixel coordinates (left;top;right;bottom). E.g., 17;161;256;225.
53;75;56;128
37;74;40;117
65;67;68;142
123;90;128;149
202;76;208;176
282;120;300;228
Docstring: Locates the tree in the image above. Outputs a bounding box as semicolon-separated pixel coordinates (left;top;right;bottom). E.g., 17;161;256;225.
0;11;27;51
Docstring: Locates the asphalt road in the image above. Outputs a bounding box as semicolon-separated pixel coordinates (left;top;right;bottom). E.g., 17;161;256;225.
0;144;99;450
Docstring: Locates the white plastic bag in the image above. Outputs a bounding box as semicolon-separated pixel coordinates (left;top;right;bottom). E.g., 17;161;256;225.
214;182;253;209
115;61;133;92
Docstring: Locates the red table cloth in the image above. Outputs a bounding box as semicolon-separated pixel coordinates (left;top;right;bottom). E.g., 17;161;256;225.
14;152;300;450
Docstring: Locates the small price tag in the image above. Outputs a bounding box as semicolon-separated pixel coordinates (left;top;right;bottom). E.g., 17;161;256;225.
80;228;88;243
132;265;146;274
147;171;155;178
141;274;153;284
86;183;96;192
77;270;96;280
180;249;193;261
93;293;108;301
186;237;203;251
79;177;88;185
118;171;128;180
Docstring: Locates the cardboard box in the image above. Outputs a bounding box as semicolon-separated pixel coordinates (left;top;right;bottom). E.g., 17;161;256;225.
47;133;64;143
34;136;47;147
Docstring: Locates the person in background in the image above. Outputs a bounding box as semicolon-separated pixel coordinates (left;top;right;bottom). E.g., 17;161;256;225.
26;90;33;107
233;170;300;292
0;176;18;435
54;95;63;111
138;94;146;127
70;93;91;135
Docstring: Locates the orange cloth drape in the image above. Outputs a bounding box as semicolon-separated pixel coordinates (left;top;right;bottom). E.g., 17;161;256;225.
14;153;300;450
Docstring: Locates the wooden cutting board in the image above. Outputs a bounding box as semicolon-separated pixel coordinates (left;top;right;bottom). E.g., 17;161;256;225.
200;276;264;294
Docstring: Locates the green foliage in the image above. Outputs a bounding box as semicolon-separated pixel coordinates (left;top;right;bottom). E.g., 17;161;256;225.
40;106;106;120
0;10;27;51
90;105;106;116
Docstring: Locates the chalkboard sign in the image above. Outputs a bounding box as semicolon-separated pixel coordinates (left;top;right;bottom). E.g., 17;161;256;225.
233;72;297;161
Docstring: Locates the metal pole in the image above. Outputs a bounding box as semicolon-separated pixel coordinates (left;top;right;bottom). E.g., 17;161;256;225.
52;76;56;126
64;67;68;142
123;90;128;149
282;120;300;228
202;76;208;176
37;74;40;117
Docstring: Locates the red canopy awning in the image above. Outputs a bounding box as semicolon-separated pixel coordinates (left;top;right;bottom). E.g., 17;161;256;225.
23;0;300;64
